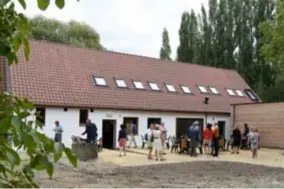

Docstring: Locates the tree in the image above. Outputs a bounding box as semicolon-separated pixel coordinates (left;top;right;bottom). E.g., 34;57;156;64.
159;28;172;60
29;16;104;50
0;0;77;187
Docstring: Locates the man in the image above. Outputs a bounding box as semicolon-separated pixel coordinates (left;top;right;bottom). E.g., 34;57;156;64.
160;122;168;153
82;119;98;143
188;121;200;157
212;123;220;157
53;120;63;143
128;122;137;148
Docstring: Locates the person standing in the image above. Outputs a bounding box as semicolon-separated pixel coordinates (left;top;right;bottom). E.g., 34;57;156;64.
231;124;241;154
188;121;200;157
248;127;260;159
53;120;63;143
118;124;127;157
147;124;154;159
128;122;138;148
203;123;213;155
212;123;220;157
82;119;98;143
160;122;167;154
153;124;165;161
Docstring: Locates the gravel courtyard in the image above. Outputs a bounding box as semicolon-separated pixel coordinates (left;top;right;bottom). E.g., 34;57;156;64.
37;158;284;188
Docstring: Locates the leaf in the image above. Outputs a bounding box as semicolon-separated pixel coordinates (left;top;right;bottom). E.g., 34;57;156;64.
11;116;22;129
5;147;21;165
37;0;50;10
17;111;30;119
54;142;64;162
46;162;54;178
55;0;65;9
29;154;49;170
64;148;77;167
18;0;26;9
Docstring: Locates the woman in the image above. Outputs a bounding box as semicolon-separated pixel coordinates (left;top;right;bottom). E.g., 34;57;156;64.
231;124;241;154
153;124;165;161
248;127;260;159
203;123;213;155
118;124;127;157
147;124;154;159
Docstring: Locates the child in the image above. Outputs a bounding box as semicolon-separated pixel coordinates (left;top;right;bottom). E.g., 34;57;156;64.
118;124;127;157
248;127;259;159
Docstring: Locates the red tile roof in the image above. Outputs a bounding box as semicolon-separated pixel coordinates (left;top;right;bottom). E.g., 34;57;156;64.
8;40;253;114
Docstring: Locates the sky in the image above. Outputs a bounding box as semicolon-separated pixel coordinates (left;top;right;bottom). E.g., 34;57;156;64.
14;0;207;59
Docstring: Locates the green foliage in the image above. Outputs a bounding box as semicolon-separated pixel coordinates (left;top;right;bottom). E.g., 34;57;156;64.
29;16;104;50
0;0;78;187
159;28;172;60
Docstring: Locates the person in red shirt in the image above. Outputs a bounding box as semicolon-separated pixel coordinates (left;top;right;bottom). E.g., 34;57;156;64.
203;123;213;155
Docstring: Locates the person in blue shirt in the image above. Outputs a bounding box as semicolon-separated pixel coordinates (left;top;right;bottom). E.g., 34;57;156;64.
127;122;138;148
188;121;200;157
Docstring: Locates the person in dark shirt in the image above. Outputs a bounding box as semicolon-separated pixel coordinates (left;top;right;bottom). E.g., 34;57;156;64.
118;124;127;157
82;119;98;143
232;124;241;154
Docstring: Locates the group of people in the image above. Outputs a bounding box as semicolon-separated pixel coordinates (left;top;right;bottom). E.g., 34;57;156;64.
231;123;260;158
53;119;98;143
202;122;221;157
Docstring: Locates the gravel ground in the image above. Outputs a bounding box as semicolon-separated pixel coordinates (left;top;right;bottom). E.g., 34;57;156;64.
37;158;284;188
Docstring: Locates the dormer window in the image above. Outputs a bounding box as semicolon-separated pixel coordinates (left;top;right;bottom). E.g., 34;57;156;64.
197;85;208;93
226;89;236;96
235;89;245;97
93;76;107;86
166;84;176;92
115;79;127;88
148;82;160;91
181;85;192;94
209;87;219;94
133;81;144;89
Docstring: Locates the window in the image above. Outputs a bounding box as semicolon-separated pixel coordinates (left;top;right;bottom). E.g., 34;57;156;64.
166;84;176;92
181;85;192;94
133;81;144;89
235;89;245;97
115;79;127;88
198;85;208;93
148;82;160;91
79;109;88;125
245;89;259;101
35;108;45;125
209;87;219;94
226;89;236;96
93;77;107;86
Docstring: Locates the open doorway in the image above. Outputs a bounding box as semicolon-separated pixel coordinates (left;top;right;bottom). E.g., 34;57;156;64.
218;121;226;139
102;119;116;149
147;118;161;128
176;118;204;139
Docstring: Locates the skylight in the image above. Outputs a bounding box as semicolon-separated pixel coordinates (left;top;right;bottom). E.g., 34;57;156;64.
198;85;208;93
115;79;127;88
226;89;236;96
181;85;192;94
166;84;176;92
148;82;160;91
133;81;144;89
235;90;244;97
209;87;219;94
94;77;107;86
247;90;257;100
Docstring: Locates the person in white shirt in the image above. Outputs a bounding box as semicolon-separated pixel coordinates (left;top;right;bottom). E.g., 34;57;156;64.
53;120;63;143
147;124;154;159
153;124;165;161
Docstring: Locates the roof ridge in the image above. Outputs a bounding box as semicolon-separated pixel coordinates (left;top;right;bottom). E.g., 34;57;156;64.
29;39;237;73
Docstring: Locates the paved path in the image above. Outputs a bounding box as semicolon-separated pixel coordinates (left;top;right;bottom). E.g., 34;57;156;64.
98;148;284;168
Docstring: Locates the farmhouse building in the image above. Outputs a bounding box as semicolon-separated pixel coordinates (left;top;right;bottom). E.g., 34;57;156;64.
0;40;260;148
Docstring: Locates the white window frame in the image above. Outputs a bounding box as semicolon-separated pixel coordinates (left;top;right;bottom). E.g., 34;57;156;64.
94;77;107;86
166;84;176;92
198;85;208;93
235;89;244;97
209;87;219;94
115;79;127;88
133;81;144;89
148;82;160;91
226;89;236;96
181;85;192;94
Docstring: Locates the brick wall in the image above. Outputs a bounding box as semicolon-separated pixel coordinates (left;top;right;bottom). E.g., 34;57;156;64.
232;102;284;149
